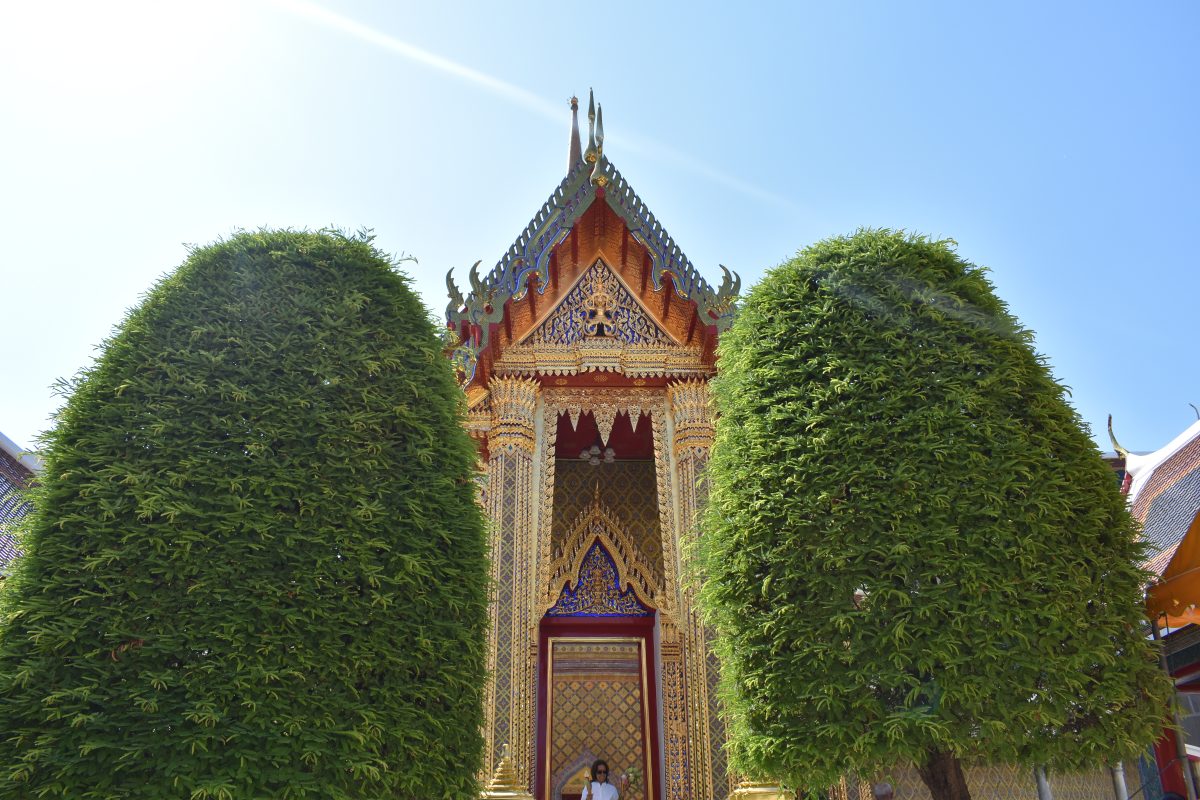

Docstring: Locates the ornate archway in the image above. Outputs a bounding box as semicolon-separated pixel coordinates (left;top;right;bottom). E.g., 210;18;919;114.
537;498;662;800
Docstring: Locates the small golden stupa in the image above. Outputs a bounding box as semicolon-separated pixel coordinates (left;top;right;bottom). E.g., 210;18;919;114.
482;744;535;800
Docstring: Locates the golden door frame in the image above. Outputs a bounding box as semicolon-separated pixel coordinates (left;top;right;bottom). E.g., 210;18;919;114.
537;625;661;800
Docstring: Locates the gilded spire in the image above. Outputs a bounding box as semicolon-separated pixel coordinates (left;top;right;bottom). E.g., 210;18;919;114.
584;89;598;164
568;95;582;173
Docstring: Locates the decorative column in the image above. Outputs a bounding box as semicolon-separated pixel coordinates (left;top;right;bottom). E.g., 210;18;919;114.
484;377;541;790
666;379;731;800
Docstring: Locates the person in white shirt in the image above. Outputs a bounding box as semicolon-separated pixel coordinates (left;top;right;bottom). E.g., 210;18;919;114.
580;759;618;800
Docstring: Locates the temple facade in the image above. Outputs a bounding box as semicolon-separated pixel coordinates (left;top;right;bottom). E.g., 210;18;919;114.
446;93;739;800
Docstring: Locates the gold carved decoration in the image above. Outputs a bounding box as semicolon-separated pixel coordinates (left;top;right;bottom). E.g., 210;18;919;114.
489;377;540;454
482;744;536;800
467;385;490;409
581;267;617;337
552;461;664;582
544;388;662;450
468;406;492;442
495;339;711;380
524;260;675;347
667;379;714;457
529;387;703;800
482;377;540;787
498;262;710;380
730;781;791;800
536;402;559;631
649;399;692;800
544;485;664;612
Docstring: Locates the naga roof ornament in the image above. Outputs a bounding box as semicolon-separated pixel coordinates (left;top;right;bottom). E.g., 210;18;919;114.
446;90;740;388
590;98;608;188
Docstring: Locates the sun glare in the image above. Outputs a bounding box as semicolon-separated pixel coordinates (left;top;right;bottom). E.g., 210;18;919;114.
2;1;239;99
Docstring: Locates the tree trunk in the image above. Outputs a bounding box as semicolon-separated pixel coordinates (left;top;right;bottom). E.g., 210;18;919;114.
915;749;972;800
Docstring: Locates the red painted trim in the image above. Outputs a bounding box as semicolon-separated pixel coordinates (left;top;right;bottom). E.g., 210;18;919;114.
536;614;663;800
1155;730;1189;796
1172;658;1200;681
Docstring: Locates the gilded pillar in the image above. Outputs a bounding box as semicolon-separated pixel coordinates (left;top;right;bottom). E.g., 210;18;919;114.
484;377;540;789
666;379;731;800
651;400;690;800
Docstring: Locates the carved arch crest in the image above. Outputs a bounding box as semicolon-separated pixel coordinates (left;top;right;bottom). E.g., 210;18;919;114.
544;489;664;612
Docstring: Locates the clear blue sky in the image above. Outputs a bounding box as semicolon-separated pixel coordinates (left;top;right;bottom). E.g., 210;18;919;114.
1;0;1196;454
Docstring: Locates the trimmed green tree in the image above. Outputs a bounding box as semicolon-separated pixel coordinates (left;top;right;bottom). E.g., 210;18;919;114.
698;230;1168;800
0;231;488;799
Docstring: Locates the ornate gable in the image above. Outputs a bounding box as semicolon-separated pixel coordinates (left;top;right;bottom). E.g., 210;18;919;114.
493;257;708;379
526;260;674;347
445;104;739;390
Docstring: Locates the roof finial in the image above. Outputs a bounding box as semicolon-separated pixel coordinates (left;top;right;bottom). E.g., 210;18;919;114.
1107;414;1130;459
568;95;582;173
584;89;598;164
590;102;608;188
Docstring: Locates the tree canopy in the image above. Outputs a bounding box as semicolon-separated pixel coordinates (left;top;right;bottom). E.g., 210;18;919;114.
0;230;489;799
698;229;1168;800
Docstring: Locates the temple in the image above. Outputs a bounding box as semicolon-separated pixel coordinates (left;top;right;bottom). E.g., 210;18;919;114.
446;92;739;800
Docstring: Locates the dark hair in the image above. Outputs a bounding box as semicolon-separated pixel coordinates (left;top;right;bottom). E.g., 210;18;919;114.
591;760;610;782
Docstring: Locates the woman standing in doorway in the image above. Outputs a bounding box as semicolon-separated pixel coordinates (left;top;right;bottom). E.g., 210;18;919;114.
581;759;618;800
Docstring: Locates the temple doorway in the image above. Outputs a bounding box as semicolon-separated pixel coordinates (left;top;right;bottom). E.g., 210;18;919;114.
536;591;661;800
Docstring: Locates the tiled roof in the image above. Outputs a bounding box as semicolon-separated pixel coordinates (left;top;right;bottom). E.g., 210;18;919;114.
0;435;35;575
0;459;30;575
1128;420;1200;510
1127;423;1200;576
0;533;19;575
1142;468;1200;573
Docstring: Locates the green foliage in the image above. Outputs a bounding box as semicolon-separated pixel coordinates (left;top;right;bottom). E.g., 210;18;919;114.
699;230;1169;792
0;231;489;799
